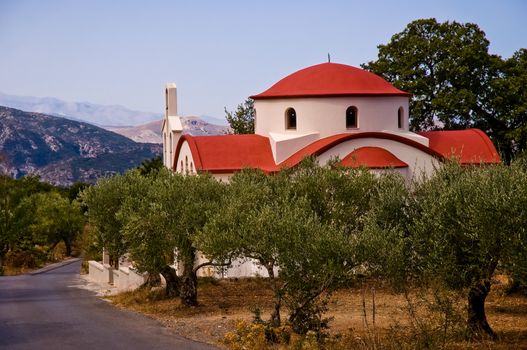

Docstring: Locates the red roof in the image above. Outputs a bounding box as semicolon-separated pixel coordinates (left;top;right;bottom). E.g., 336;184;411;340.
174;129;500;175
340;147;408;168
174;134;278;173
250;63;410;100
418;129;501;165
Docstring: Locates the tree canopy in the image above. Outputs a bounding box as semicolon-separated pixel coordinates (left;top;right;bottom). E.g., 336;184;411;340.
363;18;527;161
224;98;255;134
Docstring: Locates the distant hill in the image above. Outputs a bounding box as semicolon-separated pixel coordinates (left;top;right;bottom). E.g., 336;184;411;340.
0;106;161;186
0;92;161;127
107;117;230;143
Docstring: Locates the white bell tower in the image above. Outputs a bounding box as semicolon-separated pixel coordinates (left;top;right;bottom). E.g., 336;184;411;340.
162;83;183;169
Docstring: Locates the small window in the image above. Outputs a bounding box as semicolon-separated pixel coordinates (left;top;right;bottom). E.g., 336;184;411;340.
346;106;358;128
185;156;189;174
285;108;297;130
165;89;169;113
180;160;184;172
190;162;194;174
398;107;404;129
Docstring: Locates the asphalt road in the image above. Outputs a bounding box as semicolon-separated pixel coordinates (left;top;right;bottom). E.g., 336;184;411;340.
0;259;217;350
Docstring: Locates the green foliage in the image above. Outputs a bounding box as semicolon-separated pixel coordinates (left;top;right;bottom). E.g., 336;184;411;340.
410;162;527;289
363;18;527;161
21;192;84;256
79;171;146;267
116;168;225;303
0;175;80;272
198;162;367;334
225;98;255;134
137;156;163;176
117;168;182;277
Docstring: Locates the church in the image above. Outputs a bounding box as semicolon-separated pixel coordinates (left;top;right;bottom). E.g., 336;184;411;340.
162;62;500;181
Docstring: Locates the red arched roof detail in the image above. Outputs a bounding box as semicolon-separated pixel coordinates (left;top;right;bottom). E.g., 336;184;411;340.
418;129;501;165
174;134;278;174
341;147;408;169
250;63;410;99
280;132;445;167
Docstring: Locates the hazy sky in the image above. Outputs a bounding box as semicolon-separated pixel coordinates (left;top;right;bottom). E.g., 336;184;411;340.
1;0;526;120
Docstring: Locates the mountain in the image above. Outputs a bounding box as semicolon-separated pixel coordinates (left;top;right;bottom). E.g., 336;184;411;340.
0;106;161;186
0;92;161;127
106;117;230;143
107;120;164;143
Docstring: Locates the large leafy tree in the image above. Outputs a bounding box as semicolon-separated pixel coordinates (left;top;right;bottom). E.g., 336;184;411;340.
225;98;255;134
363;18;527;161
363;18;495;131
486;49;527;159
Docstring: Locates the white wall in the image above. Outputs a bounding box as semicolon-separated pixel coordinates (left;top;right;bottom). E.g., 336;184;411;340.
175;140;196;175
254;96;409;139
316;137;439;180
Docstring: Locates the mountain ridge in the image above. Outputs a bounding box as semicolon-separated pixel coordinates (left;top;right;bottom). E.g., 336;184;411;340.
0;106;161;186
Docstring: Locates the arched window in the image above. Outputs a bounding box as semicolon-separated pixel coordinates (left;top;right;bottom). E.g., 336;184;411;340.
185;156;189;174
398;107;404;129
180;160;184;173
190;162;194;174
346;106;358;128
285;108;297;130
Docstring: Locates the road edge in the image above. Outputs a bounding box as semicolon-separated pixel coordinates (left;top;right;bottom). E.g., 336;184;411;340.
30;258;81;275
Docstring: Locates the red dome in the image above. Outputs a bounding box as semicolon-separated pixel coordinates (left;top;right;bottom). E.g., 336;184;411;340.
251;62;410;99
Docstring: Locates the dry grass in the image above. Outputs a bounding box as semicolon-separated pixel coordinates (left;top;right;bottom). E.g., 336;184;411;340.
108;277;527;349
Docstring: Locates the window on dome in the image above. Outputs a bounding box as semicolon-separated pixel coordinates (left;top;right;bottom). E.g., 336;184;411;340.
285;108;297;130
346;106;358;129
398;107;404;129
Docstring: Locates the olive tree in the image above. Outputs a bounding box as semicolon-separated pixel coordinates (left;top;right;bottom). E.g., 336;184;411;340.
80;171;146;268
120;168;226;305
198;163;361;333
408;163;527;339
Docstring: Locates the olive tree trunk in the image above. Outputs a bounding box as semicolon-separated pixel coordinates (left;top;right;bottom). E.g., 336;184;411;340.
467;279;497;339
160;265;180;298
265;263;281;327
180;256;198;306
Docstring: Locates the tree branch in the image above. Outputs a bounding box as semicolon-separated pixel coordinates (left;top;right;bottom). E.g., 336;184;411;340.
193;258;232;274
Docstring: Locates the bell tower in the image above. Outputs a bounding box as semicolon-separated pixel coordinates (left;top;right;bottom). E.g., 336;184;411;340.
162;83;183;168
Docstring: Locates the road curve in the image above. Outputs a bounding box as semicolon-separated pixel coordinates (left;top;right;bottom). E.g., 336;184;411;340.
0;260;217;350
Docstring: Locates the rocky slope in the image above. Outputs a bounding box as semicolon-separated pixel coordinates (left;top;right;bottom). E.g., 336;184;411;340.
107;117;230;143
0;106;161;186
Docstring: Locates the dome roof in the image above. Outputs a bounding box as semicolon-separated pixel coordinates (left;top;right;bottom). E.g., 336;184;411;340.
251;62;410;99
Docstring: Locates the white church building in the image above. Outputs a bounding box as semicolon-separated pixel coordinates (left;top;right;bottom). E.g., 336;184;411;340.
163;62;500;183
161;62;501;277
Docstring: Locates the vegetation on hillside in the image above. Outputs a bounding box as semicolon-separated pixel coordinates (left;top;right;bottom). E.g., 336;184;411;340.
0;174;85;275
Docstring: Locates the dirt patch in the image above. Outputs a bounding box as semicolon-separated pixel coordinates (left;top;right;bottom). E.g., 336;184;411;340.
108;278;527;349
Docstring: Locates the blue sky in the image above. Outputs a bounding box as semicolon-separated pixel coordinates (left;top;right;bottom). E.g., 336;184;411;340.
1;0;526;121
